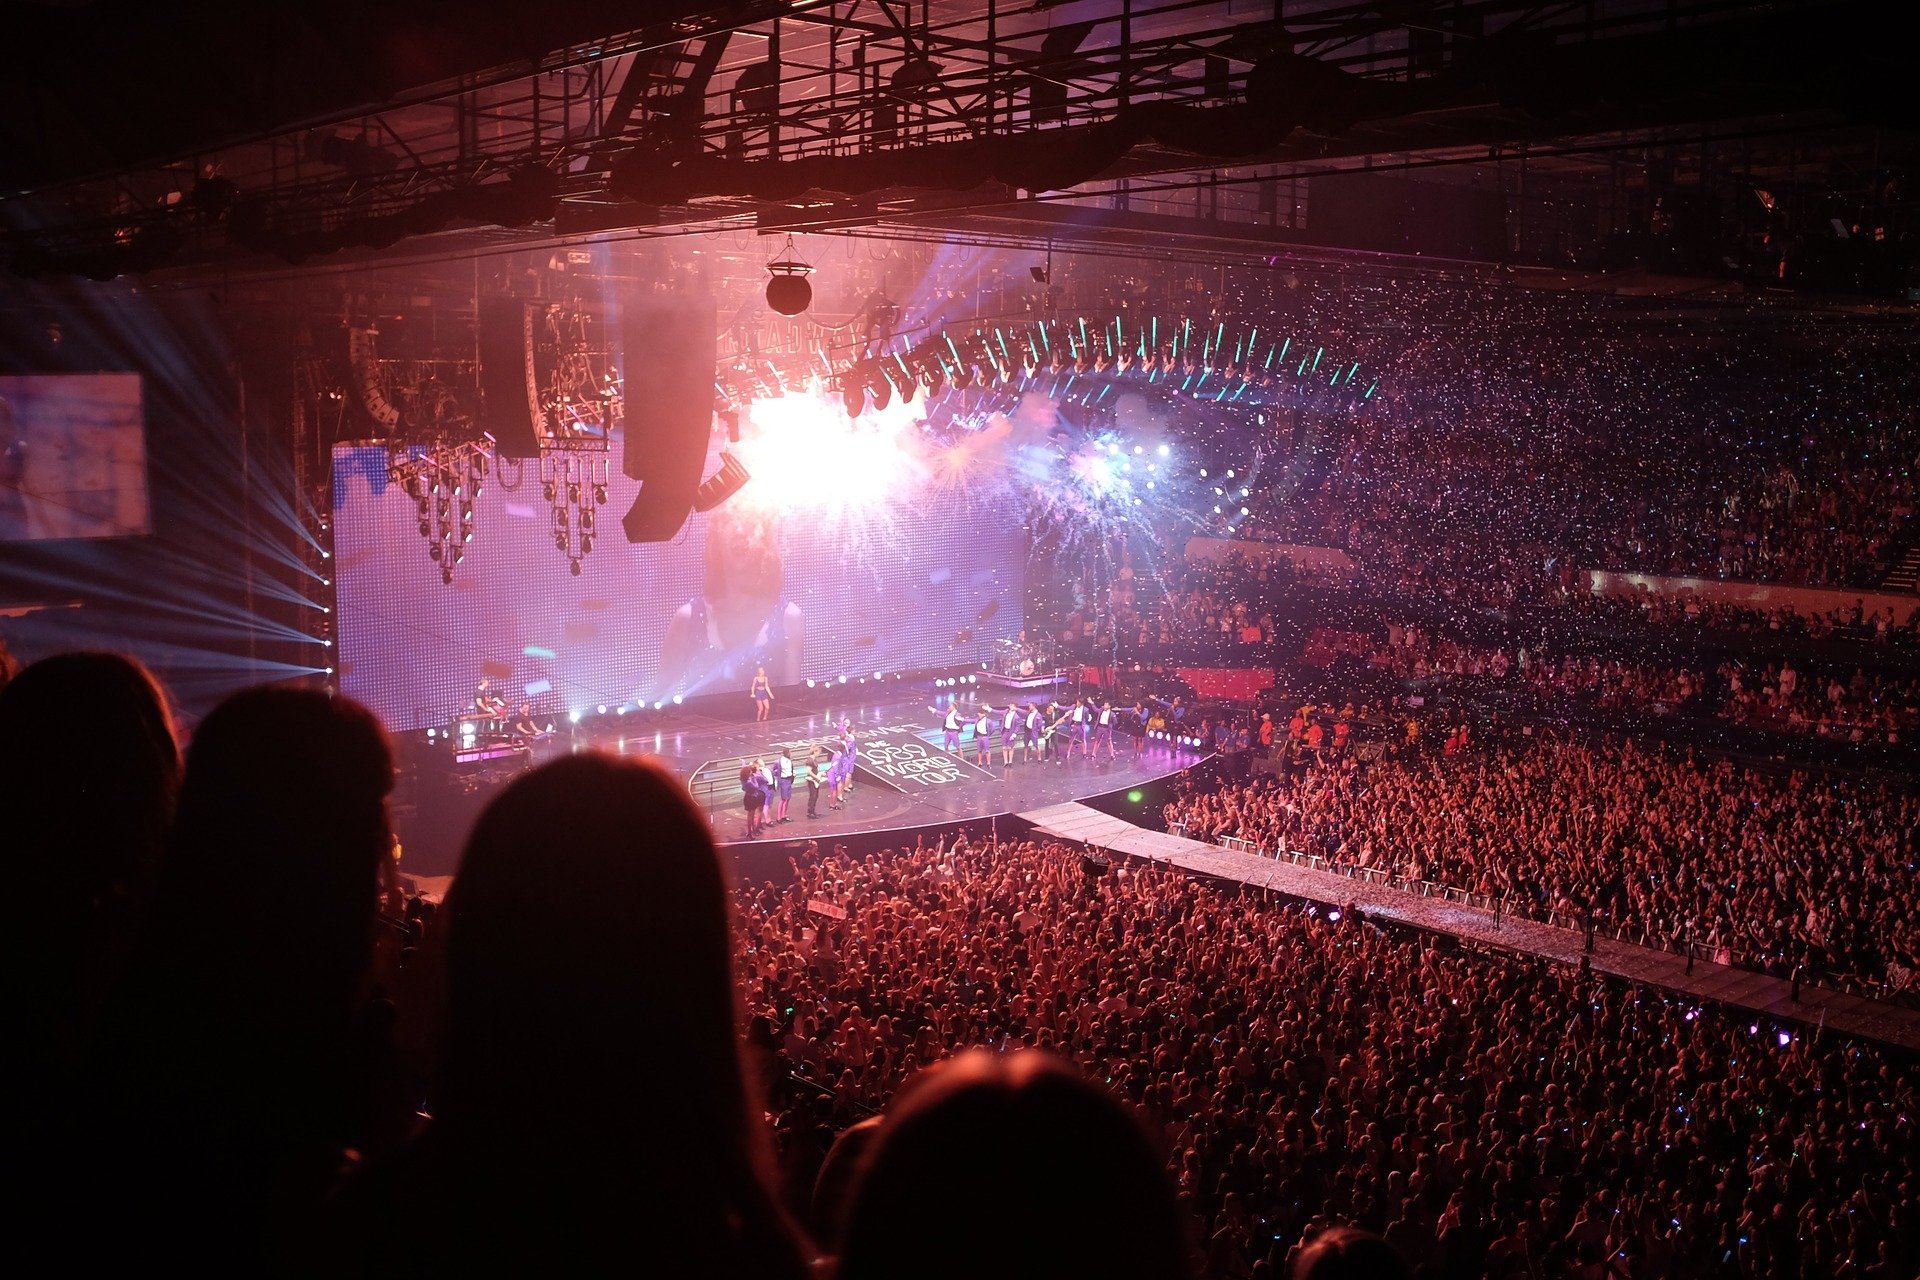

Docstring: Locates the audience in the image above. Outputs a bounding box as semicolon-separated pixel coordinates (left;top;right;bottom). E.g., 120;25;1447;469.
736;838;1919;1279
7;646;1917;1279
1164;735;1920;988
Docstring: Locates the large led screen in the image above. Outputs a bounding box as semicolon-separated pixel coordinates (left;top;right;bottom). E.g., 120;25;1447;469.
333;407;1025;731
0;373;149;541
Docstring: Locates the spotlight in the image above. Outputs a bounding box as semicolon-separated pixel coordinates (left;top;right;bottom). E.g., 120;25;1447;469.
581;533;595;554
570;558;583;576
843;380;867;418
440;566;453;585
543;481;557;502
672;694;684;705
569;710;583;724
598;705;608;715
592;482;608;504
806;679;816;689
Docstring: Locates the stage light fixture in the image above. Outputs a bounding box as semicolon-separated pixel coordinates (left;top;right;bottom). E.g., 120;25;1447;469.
764;236;815;315
570;558;583;576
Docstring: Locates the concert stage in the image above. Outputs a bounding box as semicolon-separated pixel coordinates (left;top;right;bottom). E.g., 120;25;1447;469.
395;687;1209;878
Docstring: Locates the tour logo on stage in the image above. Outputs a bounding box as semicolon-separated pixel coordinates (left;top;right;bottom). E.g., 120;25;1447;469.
856;731;986;790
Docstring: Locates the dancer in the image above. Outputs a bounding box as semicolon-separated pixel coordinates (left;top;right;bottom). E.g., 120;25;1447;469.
1023;702;1043;763
838;722;857;802
1001;702;1019;767
1095;700;1116;760
774;748;794;823
1069;697;1091;759
973;705;995;768
929;700;964;754
739;761;765;838
801;750;821;819
749;666;773;722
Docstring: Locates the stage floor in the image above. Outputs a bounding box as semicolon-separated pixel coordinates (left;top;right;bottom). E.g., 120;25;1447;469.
412;690;1207;865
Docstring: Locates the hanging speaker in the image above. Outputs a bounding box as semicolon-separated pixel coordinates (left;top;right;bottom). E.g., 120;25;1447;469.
620;294;717;543
478;296;542;459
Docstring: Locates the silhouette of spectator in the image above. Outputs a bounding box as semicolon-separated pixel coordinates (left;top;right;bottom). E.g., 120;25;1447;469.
334;753;805;1276
1;652;180;1254
1289;1226;1412;1280
809;1114;883;1256
92;686;395;1268
838;1048;1190;1280
0;652;180;1078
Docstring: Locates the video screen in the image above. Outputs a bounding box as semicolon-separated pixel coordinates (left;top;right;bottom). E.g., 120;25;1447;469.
332;397;1026;732
0;373;150;541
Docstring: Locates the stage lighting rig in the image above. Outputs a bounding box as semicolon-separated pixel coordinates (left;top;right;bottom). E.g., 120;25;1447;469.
388;435;493;585
529;298;621;575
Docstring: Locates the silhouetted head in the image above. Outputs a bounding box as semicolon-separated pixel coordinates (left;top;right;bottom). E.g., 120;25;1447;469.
150;685;394;1035
0;651;180;1051
432;753;802;1268
1291;1226;1410;1280
442;754;755;1148
838;1049;1189;1280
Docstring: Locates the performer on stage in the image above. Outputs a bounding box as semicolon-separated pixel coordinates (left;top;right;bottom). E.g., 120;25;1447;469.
774;748;794;823
474;676;507;720
930;700;964;753
800;749;821;819
1095;700;1117;760
740;760;766;838
974;705;995;767
1000;702;1020;767
1070;697;1091;759
1022;702;1043;763
750;666;774;722
838;723;857;802
511;702;542;739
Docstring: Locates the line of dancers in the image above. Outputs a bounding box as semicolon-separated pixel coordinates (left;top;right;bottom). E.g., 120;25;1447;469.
929;694;1154;769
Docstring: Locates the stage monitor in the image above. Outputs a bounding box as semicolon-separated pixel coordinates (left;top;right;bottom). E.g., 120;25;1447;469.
0;372;150;541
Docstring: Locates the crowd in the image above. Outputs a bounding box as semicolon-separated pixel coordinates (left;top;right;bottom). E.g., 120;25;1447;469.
741;837;1919;1279
1351;621;1920;744
0;648;1336;1278
8;644;1919;1277
1162;735;1920;991
1231;310;1920;599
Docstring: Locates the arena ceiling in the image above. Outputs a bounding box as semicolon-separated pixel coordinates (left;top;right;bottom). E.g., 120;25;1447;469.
2;0;1914;296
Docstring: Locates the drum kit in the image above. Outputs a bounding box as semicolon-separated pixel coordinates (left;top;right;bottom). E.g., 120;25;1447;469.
995;636;1057;678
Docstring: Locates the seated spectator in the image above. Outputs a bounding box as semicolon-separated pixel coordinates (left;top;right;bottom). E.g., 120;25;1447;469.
837;1048;1190;1280
1;652;181;1246
333;754;805;1277
0;652;180;1078
89;687;395;1268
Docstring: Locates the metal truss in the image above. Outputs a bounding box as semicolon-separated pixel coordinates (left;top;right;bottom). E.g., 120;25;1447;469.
5;0;1857;278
